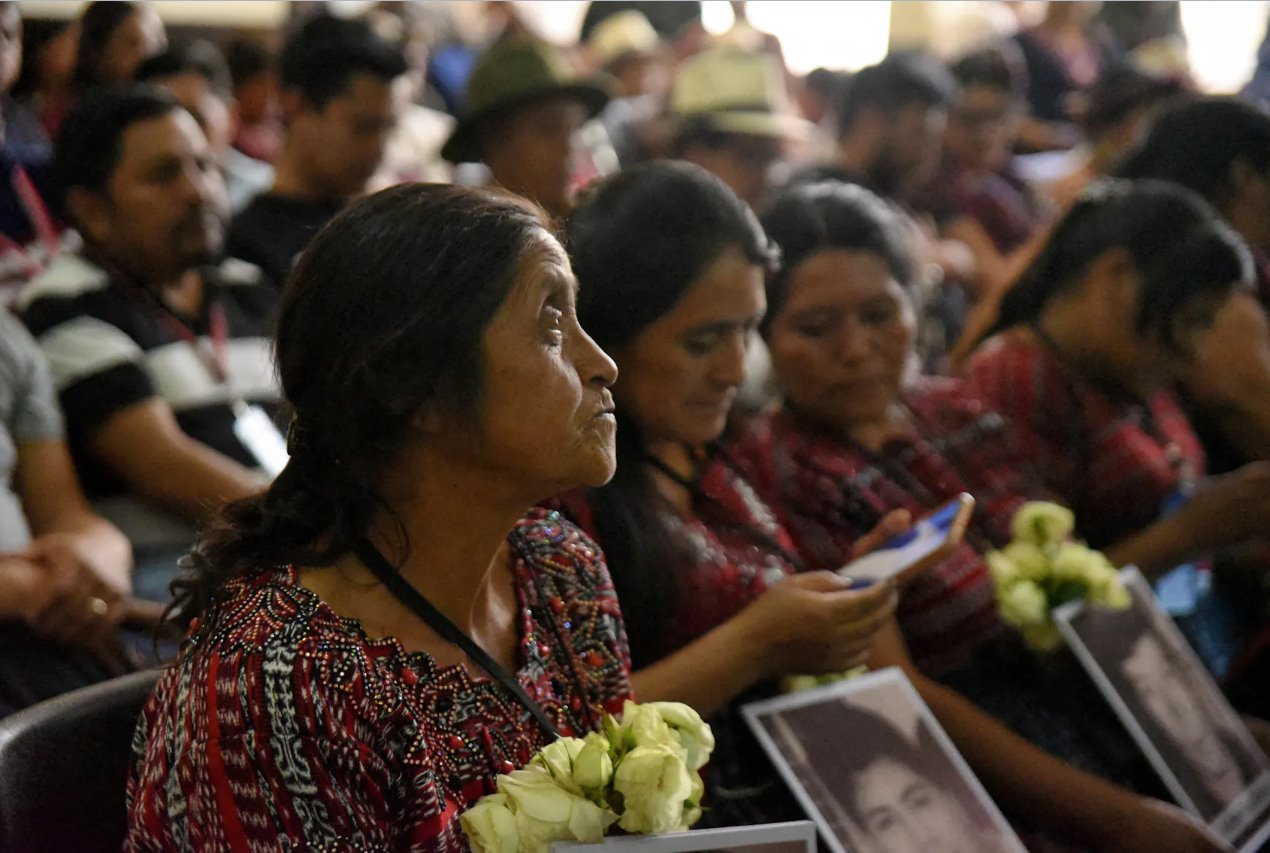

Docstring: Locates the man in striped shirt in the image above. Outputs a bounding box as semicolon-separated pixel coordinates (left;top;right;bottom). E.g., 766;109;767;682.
18;86;279;566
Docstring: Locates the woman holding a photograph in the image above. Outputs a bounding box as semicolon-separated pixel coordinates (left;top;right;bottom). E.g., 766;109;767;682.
1081;582;1268;823
768;698;1014;853
559;162;1226;851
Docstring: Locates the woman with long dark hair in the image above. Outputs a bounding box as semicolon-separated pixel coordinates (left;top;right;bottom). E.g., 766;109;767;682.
560;161;899;827
71;1;164;96
126;184;630;850
967;179;1270;559
730;179;1240;851
563;163;1230;850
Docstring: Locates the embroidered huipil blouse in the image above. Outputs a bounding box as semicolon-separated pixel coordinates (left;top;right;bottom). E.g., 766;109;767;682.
727;377;1036;677
125;509;632;852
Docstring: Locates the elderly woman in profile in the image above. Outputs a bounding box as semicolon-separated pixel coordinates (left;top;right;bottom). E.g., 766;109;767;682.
125;185;631;851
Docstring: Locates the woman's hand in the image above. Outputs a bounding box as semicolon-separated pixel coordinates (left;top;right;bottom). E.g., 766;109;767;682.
1177;462;1270;553
848;509;913;561
740;571;897;680
1098;798;1232;853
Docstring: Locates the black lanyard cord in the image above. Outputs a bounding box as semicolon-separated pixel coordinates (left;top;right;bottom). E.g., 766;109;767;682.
351;538;563;740
643;445;808;572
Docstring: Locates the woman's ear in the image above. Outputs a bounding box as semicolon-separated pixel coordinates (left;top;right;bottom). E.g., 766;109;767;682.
1086;247;1139;314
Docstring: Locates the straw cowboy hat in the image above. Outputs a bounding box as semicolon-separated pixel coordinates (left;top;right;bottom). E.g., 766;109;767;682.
589;10;661;70
670;47;813;139
441;36;611;164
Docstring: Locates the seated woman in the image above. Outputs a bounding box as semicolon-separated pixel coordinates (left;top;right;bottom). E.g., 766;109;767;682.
561;163;1223;851
966;179;1270;566
126;185;631;850
560;162;897;828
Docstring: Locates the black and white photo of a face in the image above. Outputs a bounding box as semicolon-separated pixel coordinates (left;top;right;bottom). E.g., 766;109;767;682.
749;672;1025;853
1057;567;1270;841
848;755;982;853
1120;632;1246;814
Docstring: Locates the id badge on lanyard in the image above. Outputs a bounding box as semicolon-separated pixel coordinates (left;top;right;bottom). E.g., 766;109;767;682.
166;302;289;477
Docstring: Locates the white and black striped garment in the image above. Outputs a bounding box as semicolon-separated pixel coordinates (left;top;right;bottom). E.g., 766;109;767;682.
17;252;281;502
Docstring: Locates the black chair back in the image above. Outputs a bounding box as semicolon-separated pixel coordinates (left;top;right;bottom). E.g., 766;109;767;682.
0;669;160;852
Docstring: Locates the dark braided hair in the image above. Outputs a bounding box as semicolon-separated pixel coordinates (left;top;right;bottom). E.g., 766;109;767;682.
169;184;550;632
986;179;1253;352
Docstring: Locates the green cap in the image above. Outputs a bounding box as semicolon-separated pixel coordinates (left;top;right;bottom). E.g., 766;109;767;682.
441;36;611;164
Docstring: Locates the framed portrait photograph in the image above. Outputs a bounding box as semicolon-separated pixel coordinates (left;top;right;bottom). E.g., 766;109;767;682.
742;667;1027;853
553;821;816;853
1055;567;1270;851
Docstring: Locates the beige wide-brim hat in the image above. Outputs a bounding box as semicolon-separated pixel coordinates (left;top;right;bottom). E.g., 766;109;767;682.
442;36;612;164
589;10;661;68
671;47;815;141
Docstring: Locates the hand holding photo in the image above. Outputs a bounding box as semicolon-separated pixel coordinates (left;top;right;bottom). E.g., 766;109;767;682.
1055;569;1270;851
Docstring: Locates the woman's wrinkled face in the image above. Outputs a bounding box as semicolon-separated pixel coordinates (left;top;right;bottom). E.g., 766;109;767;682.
766;249;915;434
852;758;979;853
614;247;766;449
461;233;619;495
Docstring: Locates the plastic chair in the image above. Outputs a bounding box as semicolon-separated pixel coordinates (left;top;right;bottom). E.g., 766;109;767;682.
0;669;160;852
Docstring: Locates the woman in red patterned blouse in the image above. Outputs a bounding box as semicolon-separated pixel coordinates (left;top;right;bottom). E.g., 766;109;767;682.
967;179;1270;571
558;163;899;828
126;186;633;851
725;180;1232;852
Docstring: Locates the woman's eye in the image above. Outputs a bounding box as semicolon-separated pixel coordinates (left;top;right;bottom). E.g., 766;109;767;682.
683;336;716;356
795;322;834;338
545;308;564;344
861;304;899;326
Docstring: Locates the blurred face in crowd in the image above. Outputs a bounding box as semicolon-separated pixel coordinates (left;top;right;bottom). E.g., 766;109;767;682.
97;6;166;85
1227;159;1270;252
613;247;765;449
681;133;785;208
946;84;1020;173
288;71;401;199
0;3;20;95
235;69;277;126
766;249;916;436
151;71;232;161
38;20;79;95
448;235;620;496
481;95;587;220
850;757;980;853
72;108;227;281
1071;250;1233;395
857;102;947;199
609;52;667;100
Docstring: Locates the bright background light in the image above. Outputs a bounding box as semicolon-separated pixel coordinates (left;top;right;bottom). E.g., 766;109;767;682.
1180;0;1270;93
703;1;892;74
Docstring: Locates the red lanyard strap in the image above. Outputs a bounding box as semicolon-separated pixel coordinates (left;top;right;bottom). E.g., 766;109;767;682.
11;164;59;260
157;301;230;384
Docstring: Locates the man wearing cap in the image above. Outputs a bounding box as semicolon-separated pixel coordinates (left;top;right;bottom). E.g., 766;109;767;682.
668;47;812;207
441;35;609;222
588;10;667;167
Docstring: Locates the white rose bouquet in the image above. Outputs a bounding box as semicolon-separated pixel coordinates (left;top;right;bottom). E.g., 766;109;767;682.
987;502;1131;652
461;701;715;853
